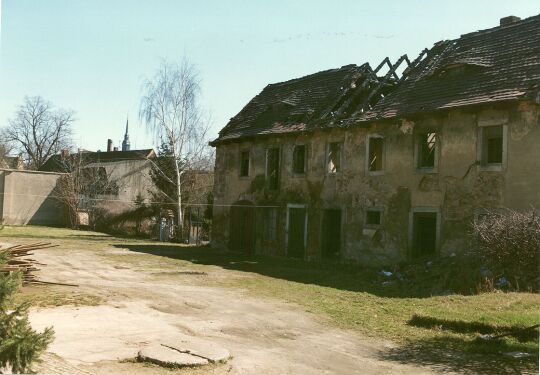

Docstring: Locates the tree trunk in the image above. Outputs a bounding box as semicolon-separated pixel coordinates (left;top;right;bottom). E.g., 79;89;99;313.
174;159;183;238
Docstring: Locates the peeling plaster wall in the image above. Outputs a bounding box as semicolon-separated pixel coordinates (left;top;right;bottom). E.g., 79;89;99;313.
212;101;540;265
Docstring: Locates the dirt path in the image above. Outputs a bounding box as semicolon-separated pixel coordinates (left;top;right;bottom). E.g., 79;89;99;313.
10;239;439;374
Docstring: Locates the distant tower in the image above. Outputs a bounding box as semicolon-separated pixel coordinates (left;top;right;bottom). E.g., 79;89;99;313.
121;116;131;151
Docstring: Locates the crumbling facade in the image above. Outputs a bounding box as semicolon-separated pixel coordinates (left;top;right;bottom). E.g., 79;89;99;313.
210;15;540;264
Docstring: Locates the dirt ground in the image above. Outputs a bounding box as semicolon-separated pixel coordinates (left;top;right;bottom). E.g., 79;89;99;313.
4;237;442;374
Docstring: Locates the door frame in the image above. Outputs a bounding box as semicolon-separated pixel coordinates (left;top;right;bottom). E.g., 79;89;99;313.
320;207;344;259
229;200;255;254
408;206;441;258
285;204;308;256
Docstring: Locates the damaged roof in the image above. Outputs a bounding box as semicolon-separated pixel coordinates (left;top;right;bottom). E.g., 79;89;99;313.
356;14;540;122
212;14;540;145
212;64;369;144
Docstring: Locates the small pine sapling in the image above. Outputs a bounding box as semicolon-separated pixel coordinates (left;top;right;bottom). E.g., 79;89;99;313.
0;250;54;373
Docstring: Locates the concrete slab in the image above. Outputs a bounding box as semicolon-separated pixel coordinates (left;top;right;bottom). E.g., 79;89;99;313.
138;344;208;368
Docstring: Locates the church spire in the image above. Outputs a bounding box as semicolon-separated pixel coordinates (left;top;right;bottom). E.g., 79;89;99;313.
121;115;131;151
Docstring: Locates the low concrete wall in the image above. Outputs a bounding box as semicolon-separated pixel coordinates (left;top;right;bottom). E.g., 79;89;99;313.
0;169;66;226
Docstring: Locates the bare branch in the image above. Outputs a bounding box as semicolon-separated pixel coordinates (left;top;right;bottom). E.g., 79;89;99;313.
139;58;212;233
1;96;74;169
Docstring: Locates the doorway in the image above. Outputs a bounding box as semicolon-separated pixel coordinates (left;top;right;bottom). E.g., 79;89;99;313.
321;209;341;259
229;201;255;254
287;205;307;258
412;212;437;258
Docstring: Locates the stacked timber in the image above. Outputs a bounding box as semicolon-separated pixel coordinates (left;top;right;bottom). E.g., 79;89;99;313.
0;242;57;285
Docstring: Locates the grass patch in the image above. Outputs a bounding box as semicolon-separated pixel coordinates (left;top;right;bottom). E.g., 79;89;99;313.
1;227;538;373
14;285;104;308
0;225;110;240
117;243;540;374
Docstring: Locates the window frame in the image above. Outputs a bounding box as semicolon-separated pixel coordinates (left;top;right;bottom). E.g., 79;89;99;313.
365;134;385;176
477;124;507;171
265;146;281;190
326;141;343;175
239;149;251;178
364;207;384;228
414;130;439;173
407;206;441;259
292;144;307;176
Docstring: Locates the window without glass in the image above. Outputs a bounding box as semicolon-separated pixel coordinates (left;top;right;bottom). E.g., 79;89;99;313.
240;150;250;177
481;126;503;165
327;142;342;173
365;209;382;226
418;132;437;169
266;147;280;190
368;137;384;172
292;145;306;174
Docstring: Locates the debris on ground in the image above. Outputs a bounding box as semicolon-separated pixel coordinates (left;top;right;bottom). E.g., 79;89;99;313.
0;242;74;286
138;338;230;368
503;351;534;359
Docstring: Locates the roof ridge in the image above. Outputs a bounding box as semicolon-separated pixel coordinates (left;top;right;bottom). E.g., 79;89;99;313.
268;64;361;87
458;13;539;39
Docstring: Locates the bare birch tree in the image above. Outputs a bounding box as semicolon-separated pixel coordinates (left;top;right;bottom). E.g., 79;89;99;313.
139;59;211;234
2;96;74;169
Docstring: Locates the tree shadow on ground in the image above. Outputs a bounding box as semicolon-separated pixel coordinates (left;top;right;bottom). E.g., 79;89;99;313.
114;243;539;374
409;315;539;341
112;243;421;297
378;335;538;375
113;243;481;298
376;315;539;374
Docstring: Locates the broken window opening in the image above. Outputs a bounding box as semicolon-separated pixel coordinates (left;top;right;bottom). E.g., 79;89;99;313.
365;209;382;226
368;137;384;172
418;132;437;169
327;142;342;174
266;147;281;190
482;126;503;165
240;150;250;177
292;145;306;175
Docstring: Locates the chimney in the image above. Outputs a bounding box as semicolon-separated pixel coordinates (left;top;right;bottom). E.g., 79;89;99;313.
107;139;113;152
500;15;521;26
113;146;119;151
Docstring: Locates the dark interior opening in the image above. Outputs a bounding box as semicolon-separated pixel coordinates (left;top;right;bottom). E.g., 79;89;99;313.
418;132;436;168
229;201;255;254
287;207;306;259
321;209;341;259
240;151;250;176
482;126;503;165
292;145;306;174
366;210;381;226
266;148;280;190
368;137;384;171
412;212;437;258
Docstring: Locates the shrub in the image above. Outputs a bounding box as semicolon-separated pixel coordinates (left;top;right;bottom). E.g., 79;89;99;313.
471;208;540;291
0;251;54;373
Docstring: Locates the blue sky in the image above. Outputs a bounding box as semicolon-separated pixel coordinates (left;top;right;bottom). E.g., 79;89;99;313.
1;0;538;151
